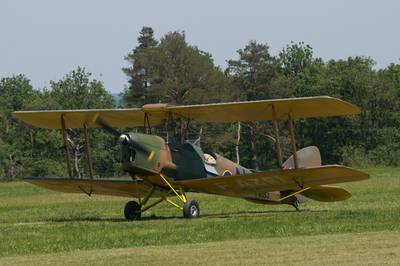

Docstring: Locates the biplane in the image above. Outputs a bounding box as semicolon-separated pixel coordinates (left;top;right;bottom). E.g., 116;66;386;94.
12;96;369;220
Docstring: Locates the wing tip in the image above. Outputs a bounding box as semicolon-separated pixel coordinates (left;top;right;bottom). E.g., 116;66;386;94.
319;96;362;116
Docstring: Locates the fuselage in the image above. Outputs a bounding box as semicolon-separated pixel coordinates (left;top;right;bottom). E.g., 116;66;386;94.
120;132;294;205
121;132;253;179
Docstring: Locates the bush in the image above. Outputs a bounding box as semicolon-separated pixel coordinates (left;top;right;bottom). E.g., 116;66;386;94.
341;145;400;168
341;146;374;168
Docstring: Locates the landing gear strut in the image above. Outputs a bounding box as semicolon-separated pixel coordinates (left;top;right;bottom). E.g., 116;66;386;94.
123;174;200;221
279;188;310;212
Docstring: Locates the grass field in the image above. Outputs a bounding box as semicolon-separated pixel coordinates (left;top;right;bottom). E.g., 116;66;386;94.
0;167;399;265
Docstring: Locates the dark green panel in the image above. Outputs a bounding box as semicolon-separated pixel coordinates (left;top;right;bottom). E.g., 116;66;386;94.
170;143;207;180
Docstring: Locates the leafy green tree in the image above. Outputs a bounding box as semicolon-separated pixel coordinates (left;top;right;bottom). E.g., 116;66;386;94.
292;57;377;162
227;41;280;101
137;26;158;49
50;67;115;109
123;26;159;106
227;41;281;169
124;30;228;106
0;75;34;134
48;68;118;178
0;69;120;180
279;42;313;77
122;29;230;150
0;75;36;179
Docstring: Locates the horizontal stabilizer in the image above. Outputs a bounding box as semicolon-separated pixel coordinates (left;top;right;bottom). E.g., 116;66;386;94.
301;185;352;202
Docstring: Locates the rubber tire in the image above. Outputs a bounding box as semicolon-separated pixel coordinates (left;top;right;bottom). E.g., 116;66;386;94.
183;199;200;218
124;201;141;220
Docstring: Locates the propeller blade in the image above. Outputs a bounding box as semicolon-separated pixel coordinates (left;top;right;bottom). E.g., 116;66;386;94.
95;117;154;161
95;117;121;137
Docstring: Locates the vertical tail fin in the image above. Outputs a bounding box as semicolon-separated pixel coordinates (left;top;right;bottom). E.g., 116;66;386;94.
282;146;321;169
282;146;352;202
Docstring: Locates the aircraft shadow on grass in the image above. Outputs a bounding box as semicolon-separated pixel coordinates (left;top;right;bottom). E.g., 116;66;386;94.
44;208;328;223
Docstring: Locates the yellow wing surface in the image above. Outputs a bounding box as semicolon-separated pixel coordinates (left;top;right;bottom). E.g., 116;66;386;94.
177;165;369;198
12;96;360;129
23;177;165;198
301;185;352;202
23;165;368;200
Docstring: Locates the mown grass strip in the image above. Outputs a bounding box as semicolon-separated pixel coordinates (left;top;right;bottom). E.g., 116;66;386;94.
0;231;399;266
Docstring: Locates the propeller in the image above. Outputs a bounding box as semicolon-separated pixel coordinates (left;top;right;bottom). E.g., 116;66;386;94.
96;117;154;160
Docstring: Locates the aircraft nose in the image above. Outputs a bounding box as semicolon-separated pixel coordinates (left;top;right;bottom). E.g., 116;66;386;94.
119;134;129;143
118;133;154;160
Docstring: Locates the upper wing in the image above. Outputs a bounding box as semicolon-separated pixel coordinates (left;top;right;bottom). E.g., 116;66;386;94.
177;165;368;198
168;96;360;122
23;177;165;198
12;96;360;129
12;108;158;129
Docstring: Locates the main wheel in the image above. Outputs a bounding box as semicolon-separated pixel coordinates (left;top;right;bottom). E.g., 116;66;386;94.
183;199;200;218
124;201;141;220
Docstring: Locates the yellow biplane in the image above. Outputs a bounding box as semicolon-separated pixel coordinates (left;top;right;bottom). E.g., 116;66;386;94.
13;96;369;220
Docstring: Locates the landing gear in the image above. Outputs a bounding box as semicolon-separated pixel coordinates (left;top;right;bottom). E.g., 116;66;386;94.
183;199;200;218
123;174;200;220
280;189;308;211
291;198;300;211
124;201;141;220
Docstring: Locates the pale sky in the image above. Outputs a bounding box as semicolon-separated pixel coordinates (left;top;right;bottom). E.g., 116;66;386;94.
1;0;399;93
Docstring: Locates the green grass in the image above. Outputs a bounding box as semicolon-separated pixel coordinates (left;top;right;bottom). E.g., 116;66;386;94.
1;232;399;266
0;167;399;264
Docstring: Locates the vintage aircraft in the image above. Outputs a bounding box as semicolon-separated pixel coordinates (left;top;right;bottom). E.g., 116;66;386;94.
12;96;369;220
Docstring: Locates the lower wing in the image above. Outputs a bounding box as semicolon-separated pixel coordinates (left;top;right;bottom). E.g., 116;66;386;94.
22;177;165;198
177;165;369;199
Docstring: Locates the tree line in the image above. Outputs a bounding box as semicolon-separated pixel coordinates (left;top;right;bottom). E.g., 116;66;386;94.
1;26;399;180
